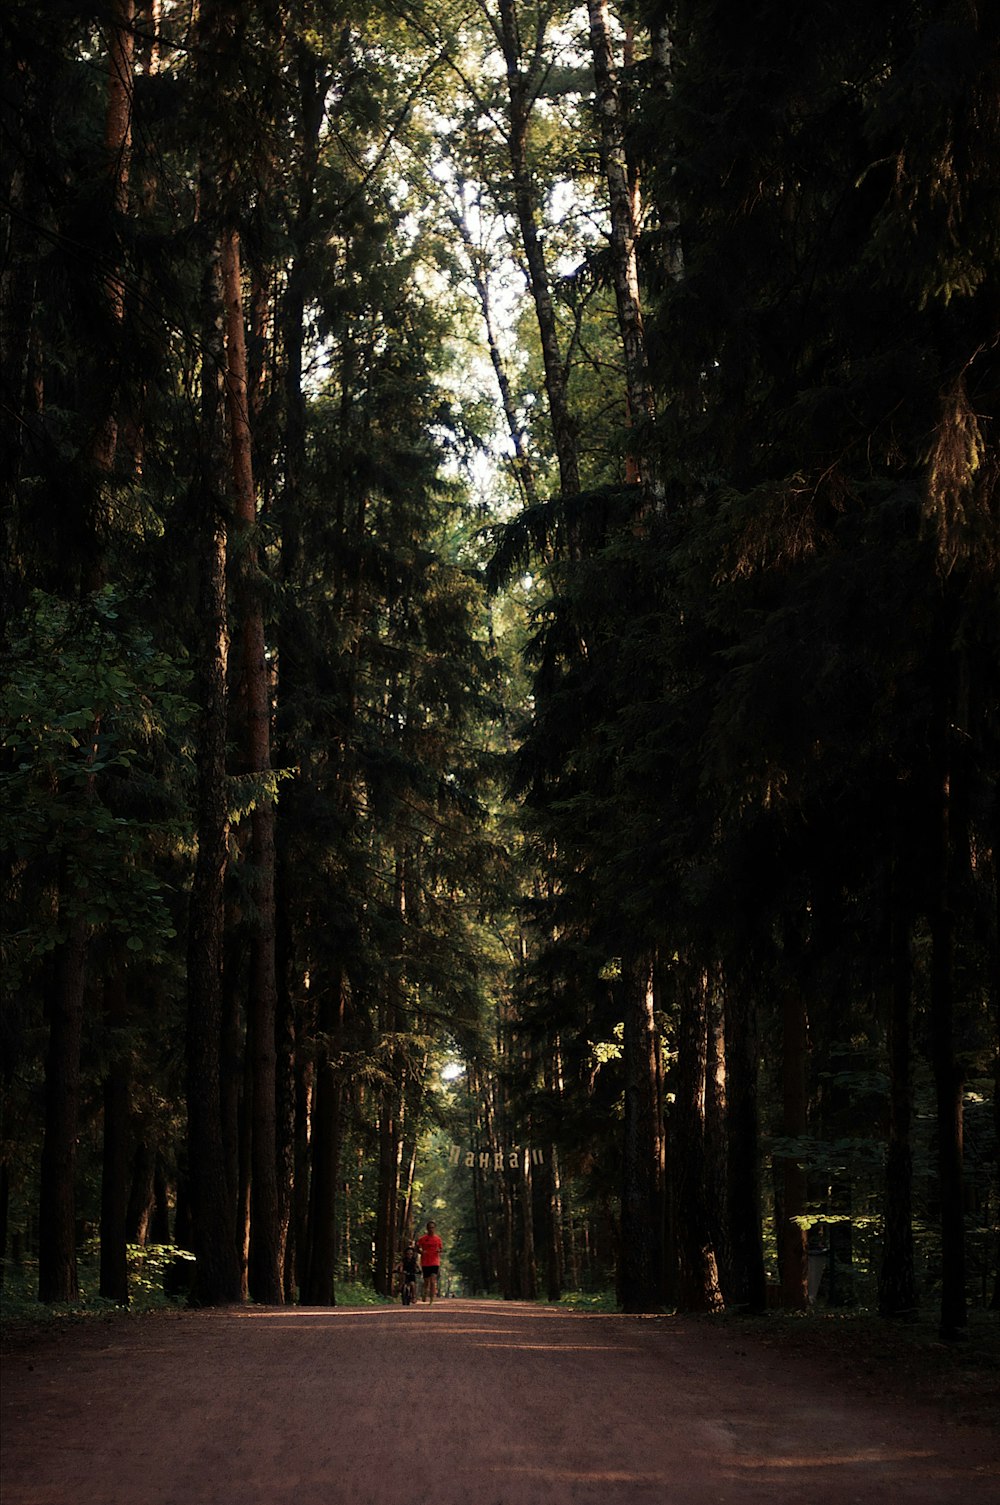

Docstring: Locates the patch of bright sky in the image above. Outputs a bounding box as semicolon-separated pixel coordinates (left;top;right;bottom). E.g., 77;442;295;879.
309;5;610;524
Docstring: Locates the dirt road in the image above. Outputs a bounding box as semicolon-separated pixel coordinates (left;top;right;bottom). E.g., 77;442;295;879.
2;1299;997;1504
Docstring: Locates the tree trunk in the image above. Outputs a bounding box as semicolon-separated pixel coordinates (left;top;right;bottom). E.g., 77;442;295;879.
185;221;241;1306
704;979;727;1293
236;979;253;1300
150;1157;171;1244
619;955;666;1311
0;162;39;622
125;1140;155;1245
38;1;137;1306
271;46;331;1306
672;968;723;1312
38;913;88;1302
723;972;766;1311
220;228;283;1305
778;988;809;1310
92;5;137;1306
992;801;1000;1311
302;969;345;1305
292;1053;313;1301
0;1159;9;1287
275;901;298;1304
374;1087;401;1296
542;1037;564;1301
90;0;135;481
519;1147;538;1299
99;973;131;1305
929;738;967;1338
878;855;917;1318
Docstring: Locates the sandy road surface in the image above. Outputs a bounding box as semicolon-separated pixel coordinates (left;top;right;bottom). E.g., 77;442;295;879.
2;1299;997;1505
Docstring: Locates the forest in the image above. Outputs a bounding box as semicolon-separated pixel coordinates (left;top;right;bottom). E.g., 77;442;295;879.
1;0;997;1344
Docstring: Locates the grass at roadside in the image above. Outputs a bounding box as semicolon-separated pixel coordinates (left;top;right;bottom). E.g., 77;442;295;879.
1;1251;394;1338
1;1246;187;1328
555;1289;618;1312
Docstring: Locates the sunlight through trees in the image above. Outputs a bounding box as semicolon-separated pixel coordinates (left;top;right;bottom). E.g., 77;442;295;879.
1;1;997;1341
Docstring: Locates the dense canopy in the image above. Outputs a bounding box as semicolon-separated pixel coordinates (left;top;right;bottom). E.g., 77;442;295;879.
1;0;997;1338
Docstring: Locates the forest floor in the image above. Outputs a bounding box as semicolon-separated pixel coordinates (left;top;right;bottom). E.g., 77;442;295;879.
2;1297;998;1504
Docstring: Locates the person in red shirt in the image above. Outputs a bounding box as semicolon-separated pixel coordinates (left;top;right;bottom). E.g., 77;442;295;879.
415;1220;443;1305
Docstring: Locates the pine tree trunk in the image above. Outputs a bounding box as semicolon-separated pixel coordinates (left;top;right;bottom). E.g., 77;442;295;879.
672;968;723;1312
374;1090;401;1296
236;991;252;1300
878;856;917;1318
90;0;135;481
620;955;666;1311
99;973;130;1305
398;1052;426;1245
779;988;809;1310
987;800;993;1306
469;1073;495;1291
929;736;967;1338
302;969;344;1305
519;1148;538;1299
125;1141;155;1245
150;1158;171;1244
38;2;137;1305
303;1069;341;1305
68;5;137;1305
293;1054;313;1300
704;980;728;1292
0;1159;9;1287
38;912;88;1302
271;46;332;1303
542;1038;564;1301
0;162;38;621
723;973;766;1310
185;224;241;1306
220;228;283;1305
274;903;297;1303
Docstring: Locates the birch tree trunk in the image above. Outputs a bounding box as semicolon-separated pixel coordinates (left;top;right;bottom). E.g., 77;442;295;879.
450;198;540;509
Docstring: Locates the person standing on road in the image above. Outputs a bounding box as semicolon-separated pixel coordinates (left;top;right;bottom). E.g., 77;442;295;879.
416;1220;443;1305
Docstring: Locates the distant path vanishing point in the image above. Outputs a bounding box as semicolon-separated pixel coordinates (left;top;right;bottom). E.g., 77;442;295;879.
2;1298;997;1504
